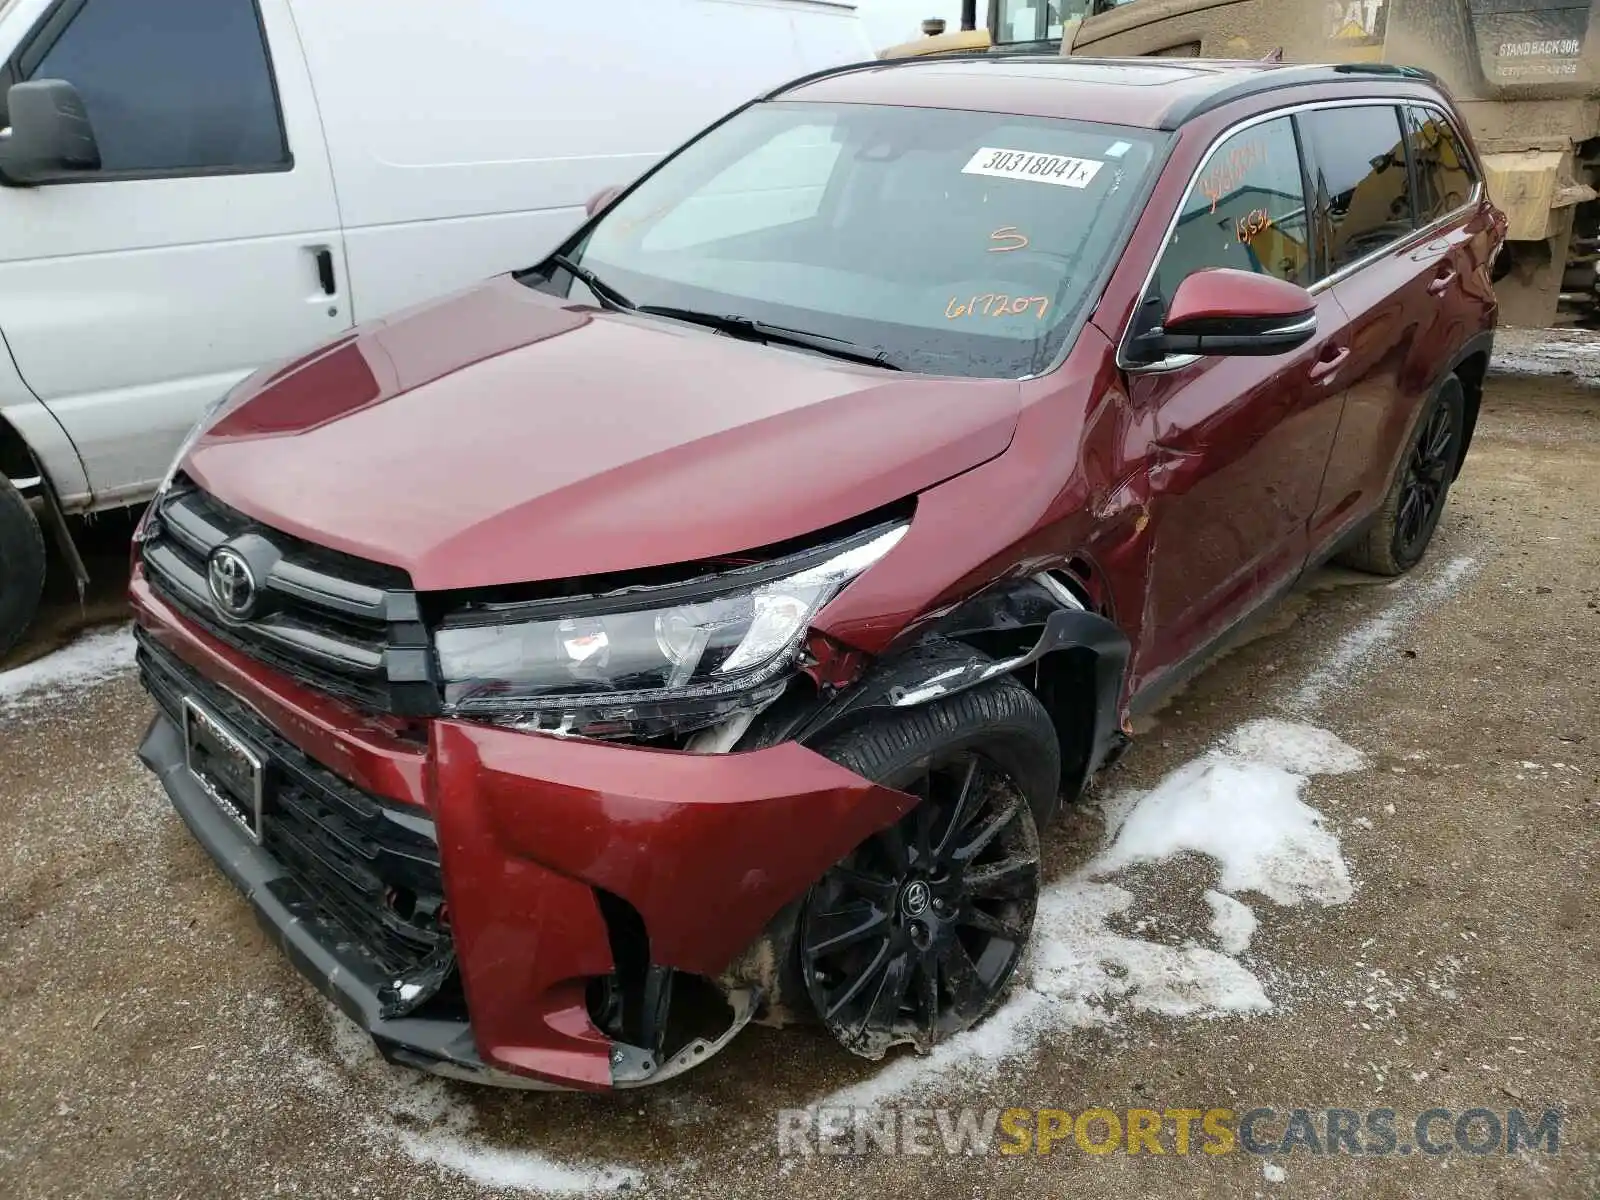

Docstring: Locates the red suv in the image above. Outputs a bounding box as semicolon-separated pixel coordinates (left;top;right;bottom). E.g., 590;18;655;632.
132;57;1506;1090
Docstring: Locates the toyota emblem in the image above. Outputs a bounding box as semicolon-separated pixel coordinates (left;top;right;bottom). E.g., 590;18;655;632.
207;546;258;620
901;880;931;918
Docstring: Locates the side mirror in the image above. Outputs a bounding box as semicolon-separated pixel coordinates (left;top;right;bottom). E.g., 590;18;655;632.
1128;268;1316;363
584;185;622;218
0;80;101;187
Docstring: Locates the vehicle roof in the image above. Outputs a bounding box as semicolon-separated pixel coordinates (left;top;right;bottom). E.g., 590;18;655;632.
776;56;1440;131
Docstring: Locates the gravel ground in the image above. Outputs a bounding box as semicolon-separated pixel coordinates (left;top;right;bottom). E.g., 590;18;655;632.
1;353;1596;1199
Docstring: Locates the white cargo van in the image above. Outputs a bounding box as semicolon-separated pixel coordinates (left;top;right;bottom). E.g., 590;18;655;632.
0;0;871;654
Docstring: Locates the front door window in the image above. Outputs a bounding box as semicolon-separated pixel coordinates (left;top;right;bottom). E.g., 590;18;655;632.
24;0;287;176
1148;116;1312;308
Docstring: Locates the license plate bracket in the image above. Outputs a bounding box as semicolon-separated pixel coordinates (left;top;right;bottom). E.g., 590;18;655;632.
182;697;265;843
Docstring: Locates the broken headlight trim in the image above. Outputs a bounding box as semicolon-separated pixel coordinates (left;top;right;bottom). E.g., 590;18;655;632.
435;522;908;738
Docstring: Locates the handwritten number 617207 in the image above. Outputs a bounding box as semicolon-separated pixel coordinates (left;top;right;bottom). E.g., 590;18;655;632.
946;294;1050;321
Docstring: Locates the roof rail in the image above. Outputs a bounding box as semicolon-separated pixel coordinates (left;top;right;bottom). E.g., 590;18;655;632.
761;55;1445;124
761;50;1219;101
1159;62;1442;129
1331;61;1441;84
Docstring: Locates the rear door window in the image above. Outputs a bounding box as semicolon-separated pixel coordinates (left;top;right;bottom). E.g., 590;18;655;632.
1149;115;1312;303
25;0;287;174
1297;105;1415;278
1405;106;1477;224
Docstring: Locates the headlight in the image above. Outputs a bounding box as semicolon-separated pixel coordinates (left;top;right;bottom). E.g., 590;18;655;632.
436;521;908;738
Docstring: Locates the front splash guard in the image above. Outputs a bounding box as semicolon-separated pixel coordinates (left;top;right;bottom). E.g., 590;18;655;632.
389;987;762;1091
610;986;761;1087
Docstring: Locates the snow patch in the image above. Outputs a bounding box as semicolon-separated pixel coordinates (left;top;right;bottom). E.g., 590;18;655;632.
1222;718;1366;776
814;720;1362;1108
1031;881;1271;1019
295;1008;646;1195
1096;784;1145;842
0;625;135;712
1204;890;1257;955
1287;556;1476;712
1490;330;1600;379
396;1131;645;1195
819;988;1051;1111
1090;732;1357;907
1263;1160;1287;1182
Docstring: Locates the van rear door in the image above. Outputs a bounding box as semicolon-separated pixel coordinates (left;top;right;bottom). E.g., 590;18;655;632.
0;0;349;508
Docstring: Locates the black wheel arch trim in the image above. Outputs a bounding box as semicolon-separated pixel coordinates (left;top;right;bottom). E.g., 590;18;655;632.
782;577;1132;808
1442;328;1495;480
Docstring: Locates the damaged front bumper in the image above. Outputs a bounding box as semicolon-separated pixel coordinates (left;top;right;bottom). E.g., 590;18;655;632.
132;575;914;1090
139;713;567;1089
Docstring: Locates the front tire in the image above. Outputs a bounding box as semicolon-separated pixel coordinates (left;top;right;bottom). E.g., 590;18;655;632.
0;473;46;660
1337;374;1466;576
799;678;1058;1059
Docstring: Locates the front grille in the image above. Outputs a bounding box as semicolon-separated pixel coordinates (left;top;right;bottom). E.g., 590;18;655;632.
139;482;438;716
138;631;457;1006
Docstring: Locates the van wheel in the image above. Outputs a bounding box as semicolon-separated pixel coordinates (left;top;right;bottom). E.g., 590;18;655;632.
799;678;1057;1059
0;473;46;660
1338;375;1466;577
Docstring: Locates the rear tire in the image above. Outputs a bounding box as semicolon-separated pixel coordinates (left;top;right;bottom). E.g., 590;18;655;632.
0;473;46;660
798;678;1058;1059
1336;375;1465;577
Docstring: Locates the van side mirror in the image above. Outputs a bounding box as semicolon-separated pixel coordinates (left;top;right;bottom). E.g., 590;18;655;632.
0;80;101;187
584;185;622;218
1127;268;1316;363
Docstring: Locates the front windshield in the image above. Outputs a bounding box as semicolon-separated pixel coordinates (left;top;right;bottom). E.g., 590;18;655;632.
558;101;1164;378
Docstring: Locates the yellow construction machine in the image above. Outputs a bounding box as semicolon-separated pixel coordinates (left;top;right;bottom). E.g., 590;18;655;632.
884;1;1600;327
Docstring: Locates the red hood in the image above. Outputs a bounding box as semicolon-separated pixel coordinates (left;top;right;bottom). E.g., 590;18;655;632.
185;278;1020;591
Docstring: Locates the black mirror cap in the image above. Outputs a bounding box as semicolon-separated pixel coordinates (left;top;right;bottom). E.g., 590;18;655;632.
1128;310;1318;363
1158;309;1318;357
1127;267;1320;363
0;80;101;186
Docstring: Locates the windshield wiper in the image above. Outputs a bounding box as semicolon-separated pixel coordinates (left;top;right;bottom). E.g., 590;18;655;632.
549;253;635;312
637;306;901;371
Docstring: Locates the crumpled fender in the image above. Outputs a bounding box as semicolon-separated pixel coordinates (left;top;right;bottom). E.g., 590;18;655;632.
787;577;1132;821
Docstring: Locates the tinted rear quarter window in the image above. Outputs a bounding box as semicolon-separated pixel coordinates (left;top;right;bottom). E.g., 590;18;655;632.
27;0;286;174
1405;105;1477;224
1298;105;1414;278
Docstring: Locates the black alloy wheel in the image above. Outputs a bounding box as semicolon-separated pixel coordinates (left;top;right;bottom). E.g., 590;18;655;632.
1336;374;1466;576
1396;396;1457;561
800;749;1040;1060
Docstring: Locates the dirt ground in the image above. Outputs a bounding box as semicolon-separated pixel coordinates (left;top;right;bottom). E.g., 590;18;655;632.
0;359;1595;1199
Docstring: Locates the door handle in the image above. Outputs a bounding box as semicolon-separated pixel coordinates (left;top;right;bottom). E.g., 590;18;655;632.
313;247;337;296
1427;269;1458;297
1308;345;1351;383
